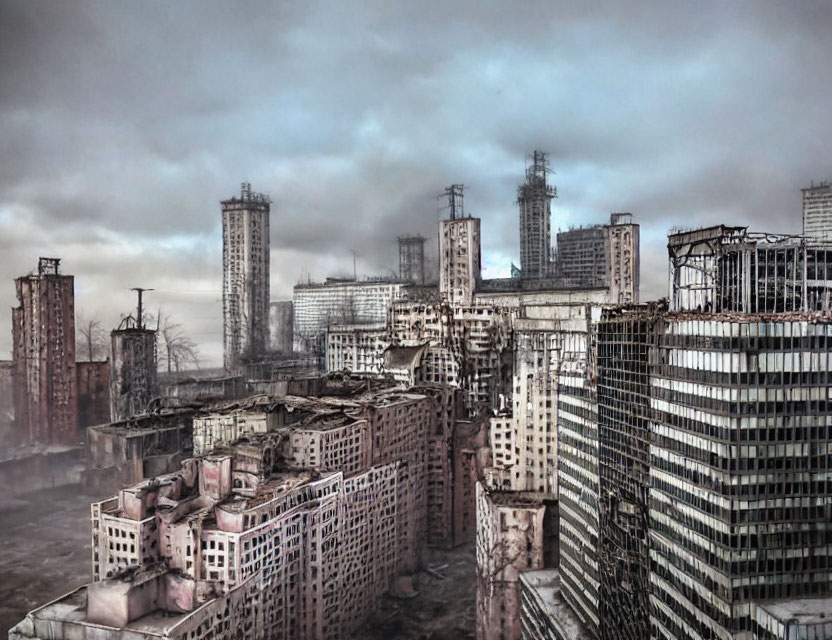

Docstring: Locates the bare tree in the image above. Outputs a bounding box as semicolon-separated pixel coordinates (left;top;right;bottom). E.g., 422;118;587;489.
157;311;200;373
76;311;108;361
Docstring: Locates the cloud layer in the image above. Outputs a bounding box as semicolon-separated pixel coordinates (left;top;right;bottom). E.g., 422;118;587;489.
2;0;831;366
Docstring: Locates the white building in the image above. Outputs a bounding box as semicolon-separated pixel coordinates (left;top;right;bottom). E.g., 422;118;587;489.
293;278;406;353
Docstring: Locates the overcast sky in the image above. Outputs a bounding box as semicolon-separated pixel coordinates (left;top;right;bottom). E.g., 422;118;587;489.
2;1;831;367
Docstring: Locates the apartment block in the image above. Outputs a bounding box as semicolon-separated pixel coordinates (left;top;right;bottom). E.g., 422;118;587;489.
803;180;832;242
84;409;193;490
388;300;512;410
12;257;78;445
325;322;388;375
13;390;451;640
222;182;270;370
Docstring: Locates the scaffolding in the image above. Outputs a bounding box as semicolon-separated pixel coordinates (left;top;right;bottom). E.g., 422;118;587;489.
517;151;557;279
442;184;465;220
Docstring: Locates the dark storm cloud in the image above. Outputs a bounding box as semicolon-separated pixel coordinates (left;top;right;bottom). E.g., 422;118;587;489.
2;0;832;366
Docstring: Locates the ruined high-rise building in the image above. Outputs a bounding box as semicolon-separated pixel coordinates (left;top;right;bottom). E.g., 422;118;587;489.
109;319;157;422
555;213;640;303
439;185;481;305
222;182;270;370
11;257;78;445
803;180;832;242
518;151;557;279
398;235;426;284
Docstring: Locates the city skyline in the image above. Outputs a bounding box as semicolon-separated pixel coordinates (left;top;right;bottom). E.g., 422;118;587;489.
3;0;832;367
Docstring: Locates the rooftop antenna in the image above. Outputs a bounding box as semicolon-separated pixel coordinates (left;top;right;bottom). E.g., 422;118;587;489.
131;288;154;330
439;184;465;220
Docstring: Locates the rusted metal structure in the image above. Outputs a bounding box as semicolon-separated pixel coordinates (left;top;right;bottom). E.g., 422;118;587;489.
518;151;557;279
222;182;271;370
11;257;78;445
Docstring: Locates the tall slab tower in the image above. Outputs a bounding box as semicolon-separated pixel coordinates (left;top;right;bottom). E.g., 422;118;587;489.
222;182;271;370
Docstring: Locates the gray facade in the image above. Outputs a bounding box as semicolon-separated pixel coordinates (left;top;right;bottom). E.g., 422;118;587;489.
222;182;270;370
518;151;557;279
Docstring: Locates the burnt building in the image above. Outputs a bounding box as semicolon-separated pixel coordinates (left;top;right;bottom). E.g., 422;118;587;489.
11;257;78;445
222;182;271;370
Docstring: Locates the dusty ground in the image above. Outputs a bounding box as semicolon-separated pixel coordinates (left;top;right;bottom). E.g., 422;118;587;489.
0;484;106;635
0;486;477;639
349;545;477;640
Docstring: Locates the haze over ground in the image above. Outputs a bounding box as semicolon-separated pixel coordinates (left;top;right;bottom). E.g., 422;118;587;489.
2;0;830;366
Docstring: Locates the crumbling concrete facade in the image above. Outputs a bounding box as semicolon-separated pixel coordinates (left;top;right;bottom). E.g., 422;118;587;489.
439;216;482;306
475;484;547;640
518;151;557;280
222;182;271;370
439;184;482;305
110;321;158;422
12;385;482;640
11;257;78;446
84;409;193;491
325;322;388;375
399;234;426;285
